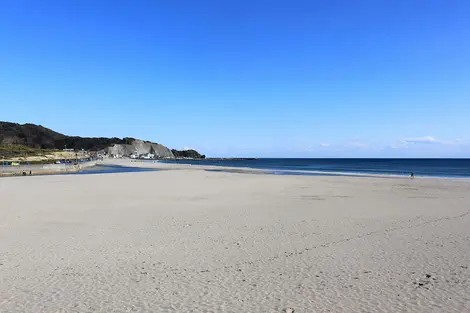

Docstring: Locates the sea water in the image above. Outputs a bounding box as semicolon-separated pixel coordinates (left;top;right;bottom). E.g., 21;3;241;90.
161;158;470;178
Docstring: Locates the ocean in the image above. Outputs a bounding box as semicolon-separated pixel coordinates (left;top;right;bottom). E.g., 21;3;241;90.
161;158;470;178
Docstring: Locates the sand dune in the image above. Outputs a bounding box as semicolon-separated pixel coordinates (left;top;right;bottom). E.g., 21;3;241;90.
1;164;469;312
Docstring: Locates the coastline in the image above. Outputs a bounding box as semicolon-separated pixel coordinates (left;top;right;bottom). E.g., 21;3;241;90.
156;158;470;180
2;157;468;181
104;159;470;181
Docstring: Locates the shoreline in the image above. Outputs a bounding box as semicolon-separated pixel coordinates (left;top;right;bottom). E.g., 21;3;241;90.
2;158;469;182
107;159;470;181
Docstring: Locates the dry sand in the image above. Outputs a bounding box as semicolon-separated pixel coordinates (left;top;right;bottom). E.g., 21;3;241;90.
1;161;469;312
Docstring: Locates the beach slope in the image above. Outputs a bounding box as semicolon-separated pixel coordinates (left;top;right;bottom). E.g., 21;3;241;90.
0;169;469;312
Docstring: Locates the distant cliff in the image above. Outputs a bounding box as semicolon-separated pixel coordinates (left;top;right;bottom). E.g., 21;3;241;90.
0;121;204;159
107;140;174;158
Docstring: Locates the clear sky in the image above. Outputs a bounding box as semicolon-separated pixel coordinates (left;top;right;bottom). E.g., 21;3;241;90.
1;0;469;157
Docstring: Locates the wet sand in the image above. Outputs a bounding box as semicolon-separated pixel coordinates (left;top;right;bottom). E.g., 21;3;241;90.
1;162;469;312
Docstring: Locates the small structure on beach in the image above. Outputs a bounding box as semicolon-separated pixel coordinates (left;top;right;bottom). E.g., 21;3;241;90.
140;153;155;159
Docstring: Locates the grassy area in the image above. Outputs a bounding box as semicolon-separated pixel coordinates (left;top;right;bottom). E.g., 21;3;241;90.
0;145;89;164
0;145;57;158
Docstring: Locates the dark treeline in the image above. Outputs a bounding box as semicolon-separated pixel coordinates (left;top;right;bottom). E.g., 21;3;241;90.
1;122;134;151
171;149;206;159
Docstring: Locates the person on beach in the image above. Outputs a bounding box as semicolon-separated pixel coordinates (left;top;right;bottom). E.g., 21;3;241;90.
410;172;414;179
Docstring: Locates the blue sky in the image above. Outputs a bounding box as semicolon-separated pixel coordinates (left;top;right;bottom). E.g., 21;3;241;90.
1;0;469;157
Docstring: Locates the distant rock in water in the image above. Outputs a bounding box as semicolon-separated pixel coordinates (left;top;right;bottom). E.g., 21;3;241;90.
171;149;206;159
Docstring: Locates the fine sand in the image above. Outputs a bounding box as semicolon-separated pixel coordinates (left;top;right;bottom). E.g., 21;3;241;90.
1;161;469;312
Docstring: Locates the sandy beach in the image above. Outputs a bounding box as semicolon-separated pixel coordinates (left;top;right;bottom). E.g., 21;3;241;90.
1;161;469;312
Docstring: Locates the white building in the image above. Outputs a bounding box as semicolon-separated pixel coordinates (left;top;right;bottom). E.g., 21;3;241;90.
141;153;155;159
